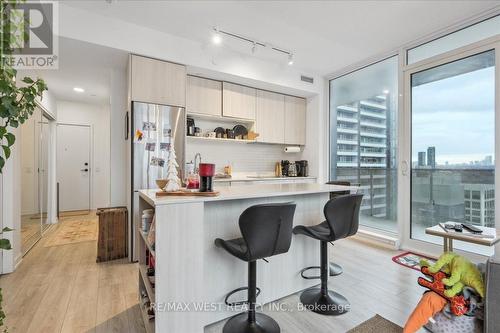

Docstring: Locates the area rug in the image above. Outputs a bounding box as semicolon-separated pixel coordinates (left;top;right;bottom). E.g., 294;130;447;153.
44;215;98;247
347;314;402;333
392;251;436;271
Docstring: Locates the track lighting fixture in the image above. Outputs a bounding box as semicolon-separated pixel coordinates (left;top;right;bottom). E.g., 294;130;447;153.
211;27;294;65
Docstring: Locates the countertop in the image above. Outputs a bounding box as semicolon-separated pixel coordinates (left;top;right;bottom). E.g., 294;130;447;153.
139;183;356;206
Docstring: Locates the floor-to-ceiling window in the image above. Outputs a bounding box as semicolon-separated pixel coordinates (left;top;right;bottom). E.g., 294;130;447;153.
329;56;398;233
408;48;496;255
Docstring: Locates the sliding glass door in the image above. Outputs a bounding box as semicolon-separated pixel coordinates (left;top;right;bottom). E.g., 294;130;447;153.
405;42;499;255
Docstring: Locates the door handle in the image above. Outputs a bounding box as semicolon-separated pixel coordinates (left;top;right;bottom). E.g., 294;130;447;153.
81;169;89;172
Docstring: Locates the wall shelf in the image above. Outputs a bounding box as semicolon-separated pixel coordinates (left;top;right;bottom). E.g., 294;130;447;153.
187;112;255;124
186;136;256;144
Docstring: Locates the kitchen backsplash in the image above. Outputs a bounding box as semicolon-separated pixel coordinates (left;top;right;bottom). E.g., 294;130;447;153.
186;140;303;173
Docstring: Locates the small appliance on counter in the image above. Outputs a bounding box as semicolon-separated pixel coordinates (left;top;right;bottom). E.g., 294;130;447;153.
287;162;298;177
199;163;215;192
187;117;195;136
296;160;309;177
280;160;290;177
275;162;282;177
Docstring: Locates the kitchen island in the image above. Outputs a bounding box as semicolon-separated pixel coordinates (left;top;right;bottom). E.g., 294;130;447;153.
137;183;356;333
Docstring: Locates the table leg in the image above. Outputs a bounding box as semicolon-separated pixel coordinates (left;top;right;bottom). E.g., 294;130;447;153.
448;238;453;252
443;237;448;252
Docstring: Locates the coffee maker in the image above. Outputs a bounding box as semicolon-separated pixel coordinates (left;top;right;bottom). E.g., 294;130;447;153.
295;160;309;177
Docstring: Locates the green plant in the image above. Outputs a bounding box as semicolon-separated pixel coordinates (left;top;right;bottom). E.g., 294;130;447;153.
0;0;48;173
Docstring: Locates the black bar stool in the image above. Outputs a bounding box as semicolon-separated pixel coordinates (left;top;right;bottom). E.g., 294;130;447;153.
293;194;363;315
215;203;296;333
325;180;357;276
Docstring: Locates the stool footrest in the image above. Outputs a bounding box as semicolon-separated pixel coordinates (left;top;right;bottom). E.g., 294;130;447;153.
300;266;321;280
224;286;261;307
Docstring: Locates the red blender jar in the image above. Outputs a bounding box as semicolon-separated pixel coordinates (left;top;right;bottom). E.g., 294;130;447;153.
198;163;215;192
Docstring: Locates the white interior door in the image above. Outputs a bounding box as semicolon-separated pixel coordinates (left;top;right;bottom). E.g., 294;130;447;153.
57;124;91;212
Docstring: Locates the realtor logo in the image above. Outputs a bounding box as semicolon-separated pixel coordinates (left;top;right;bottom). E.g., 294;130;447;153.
1;1;58;69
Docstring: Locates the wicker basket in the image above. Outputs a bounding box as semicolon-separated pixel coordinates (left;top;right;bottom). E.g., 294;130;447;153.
96;207;128;262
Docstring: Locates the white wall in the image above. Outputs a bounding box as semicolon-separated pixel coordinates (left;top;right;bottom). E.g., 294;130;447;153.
186;141;305;175
57;100;111;209
110;69;128;206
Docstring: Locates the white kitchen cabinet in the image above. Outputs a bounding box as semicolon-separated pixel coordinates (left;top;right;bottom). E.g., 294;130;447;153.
255;90;285;144
284;96;306;145
222;82;256;120
130;54;186;107
187;76;222;116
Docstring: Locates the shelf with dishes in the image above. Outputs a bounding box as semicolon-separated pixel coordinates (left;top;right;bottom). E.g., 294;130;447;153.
186;136;256;143
187;114;259;143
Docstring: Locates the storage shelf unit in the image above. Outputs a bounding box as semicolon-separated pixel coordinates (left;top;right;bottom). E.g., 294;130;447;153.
187;112;255;124
137;198;156;333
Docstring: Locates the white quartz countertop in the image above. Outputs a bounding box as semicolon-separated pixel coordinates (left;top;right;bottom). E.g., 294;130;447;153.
138;183;356;206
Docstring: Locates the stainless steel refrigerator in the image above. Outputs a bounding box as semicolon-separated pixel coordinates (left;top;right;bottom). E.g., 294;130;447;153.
131;101;185;260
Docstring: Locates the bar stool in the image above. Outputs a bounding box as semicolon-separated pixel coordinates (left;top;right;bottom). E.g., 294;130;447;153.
215;203;296;333
293;194;363;315
325;180;357;276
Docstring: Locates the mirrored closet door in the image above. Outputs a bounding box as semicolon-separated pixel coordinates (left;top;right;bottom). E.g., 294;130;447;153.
21;107;51;254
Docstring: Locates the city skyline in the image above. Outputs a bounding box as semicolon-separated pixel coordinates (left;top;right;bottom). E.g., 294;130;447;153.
412;64;494;166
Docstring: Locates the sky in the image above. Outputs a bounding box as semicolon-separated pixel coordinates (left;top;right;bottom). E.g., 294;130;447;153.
411;63;495;165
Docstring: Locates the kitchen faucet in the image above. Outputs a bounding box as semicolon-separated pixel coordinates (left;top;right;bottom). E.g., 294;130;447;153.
194;153;202;173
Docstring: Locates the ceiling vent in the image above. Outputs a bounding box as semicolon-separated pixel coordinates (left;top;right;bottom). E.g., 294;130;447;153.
300;75;314;84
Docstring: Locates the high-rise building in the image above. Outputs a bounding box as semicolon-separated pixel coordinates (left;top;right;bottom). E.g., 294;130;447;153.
334;94;394;219
427;146;436;168
464;184;495;227
418;152;426;167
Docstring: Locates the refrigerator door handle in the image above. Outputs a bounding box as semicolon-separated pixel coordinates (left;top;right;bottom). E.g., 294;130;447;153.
125;111;129;140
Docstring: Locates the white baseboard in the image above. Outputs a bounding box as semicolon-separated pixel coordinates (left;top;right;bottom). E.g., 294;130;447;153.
353;229;400;249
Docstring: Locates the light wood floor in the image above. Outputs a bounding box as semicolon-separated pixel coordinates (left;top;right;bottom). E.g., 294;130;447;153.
1;219;426;333
1;215;145;333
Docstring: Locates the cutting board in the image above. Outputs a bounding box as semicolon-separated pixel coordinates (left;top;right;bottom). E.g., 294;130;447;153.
156;190;220;197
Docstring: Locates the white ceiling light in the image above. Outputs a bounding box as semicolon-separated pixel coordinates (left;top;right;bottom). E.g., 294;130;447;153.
73;87;85;93
288;54;294;66
383;89;389;94
212;28;222;45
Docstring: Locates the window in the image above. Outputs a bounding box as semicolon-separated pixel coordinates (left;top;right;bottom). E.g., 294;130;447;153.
410;50;495;254
329;56;398;232
407;15;500;64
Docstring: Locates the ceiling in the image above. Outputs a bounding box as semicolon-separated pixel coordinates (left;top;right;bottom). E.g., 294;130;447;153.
19;37;128;105
64;0;500;75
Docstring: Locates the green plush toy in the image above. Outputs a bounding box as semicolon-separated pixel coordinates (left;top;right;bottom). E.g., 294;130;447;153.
420;252;485;298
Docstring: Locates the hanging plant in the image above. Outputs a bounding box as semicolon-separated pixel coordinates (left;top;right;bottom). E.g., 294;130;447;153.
0;0;48;173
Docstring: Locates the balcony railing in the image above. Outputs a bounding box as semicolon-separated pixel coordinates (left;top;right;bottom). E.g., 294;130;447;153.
411;167;494;228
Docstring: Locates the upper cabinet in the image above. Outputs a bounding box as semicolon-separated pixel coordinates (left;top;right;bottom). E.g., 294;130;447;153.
222;82;256;120
256;90;285;144
284;96;306;145
130;54;186;107
186;76;222;116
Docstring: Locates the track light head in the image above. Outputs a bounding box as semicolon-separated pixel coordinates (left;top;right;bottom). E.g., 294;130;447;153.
212;28;222;45
288;53;294;66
